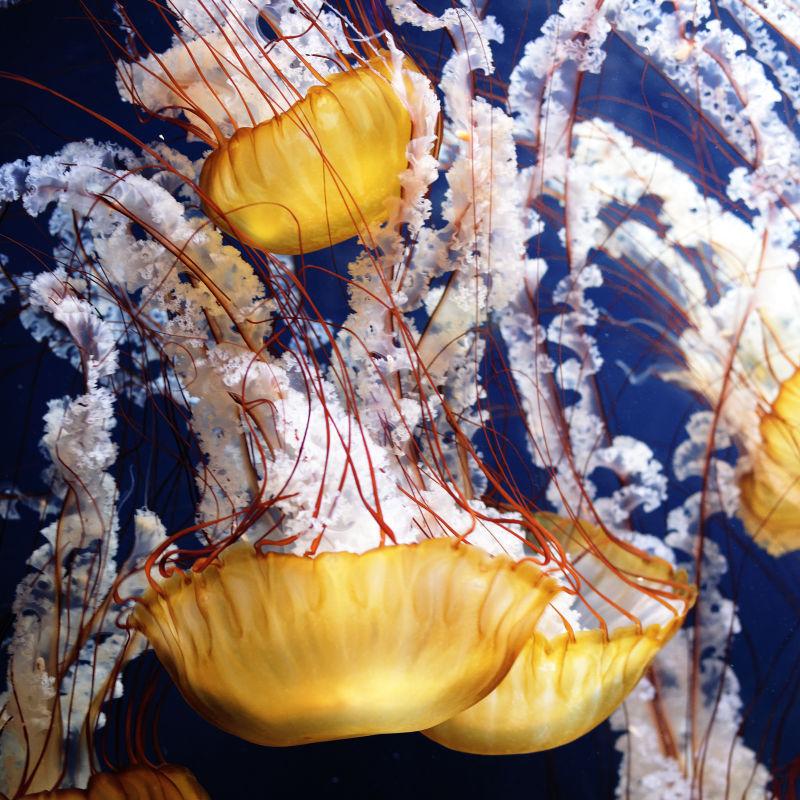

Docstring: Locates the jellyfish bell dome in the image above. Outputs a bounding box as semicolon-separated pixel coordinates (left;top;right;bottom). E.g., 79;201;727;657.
199;52;426;254
131;537;561;746
424;514;696;755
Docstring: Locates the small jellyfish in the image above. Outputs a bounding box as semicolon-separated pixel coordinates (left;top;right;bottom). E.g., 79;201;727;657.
738;368;800;556
424;515;695;754
199;53;422;254
8;765;208;800
132;538;560;745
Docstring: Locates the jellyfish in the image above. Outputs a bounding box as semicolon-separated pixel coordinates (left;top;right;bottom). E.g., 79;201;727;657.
9;765;209;800
116;0;435;255
423;514;695;755
199;52;426;254
0;0;798;797
80;0;692;755
132;539;560;745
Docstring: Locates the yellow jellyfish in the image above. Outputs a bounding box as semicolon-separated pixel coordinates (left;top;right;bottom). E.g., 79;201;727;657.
11;764;208;800
131;538;560;746
424;514;696;755
738;368;800;556
199;53;422;254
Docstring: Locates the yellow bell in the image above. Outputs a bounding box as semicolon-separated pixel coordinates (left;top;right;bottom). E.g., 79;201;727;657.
739;368;800;555
132;537;560;746
199;55;420;254
16;765;208;800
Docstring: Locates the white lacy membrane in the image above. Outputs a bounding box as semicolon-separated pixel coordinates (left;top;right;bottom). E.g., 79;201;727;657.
501;0;784;792
505;0;800;470
344;1;532;487
564;116;800;459
120;0;355;140
609;0;800;211
204;341;544;557
0;269;165;793
613;634;770;800
610;534;770;799
496;0;657;528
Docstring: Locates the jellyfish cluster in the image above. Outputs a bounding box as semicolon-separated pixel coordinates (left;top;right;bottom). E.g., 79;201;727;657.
0;0;798;797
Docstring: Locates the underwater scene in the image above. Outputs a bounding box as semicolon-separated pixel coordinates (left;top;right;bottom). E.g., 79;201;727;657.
0;0;799;797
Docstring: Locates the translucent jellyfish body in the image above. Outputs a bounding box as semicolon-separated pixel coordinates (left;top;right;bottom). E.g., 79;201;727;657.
199;55;420;254
425;515;695;754
739;369;800;556
132;538;560;745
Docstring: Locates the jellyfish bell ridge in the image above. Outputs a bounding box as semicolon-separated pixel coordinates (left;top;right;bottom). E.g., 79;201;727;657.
198;53;425;255
131;536;562;747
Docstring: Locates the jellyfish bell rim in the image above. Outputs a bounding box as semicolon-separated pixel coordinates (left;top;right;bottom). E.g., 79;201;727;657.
131;535;562;747
422;620;690;756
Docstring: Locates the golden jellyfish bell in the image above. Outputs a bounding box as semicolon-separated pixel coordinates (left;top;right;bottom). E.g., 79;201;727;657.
16;765;209;800
738;368;800;556
424;514;696;755
131;538;560;746
199;53;423;255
